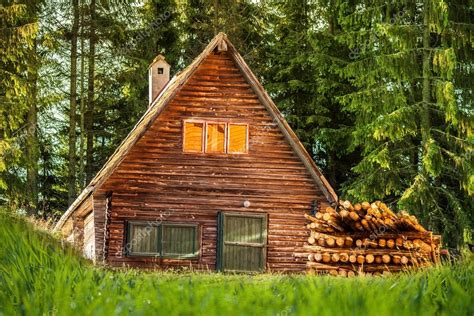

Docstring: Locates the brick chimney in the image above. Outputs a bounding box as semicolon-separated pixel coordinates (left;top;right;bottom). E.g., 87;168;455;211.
148;54;170;104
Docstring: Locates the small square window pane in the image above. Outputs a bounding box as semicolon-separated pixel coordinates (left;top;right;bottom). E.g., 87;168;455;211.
206;123;226;153
162;225;197;257
128;224;159;254
184;122;204;152
228;124;248;153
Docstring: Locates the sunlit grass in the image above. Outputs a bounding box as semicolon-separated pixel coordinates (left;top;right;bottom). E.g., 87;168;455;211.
0;212;472;316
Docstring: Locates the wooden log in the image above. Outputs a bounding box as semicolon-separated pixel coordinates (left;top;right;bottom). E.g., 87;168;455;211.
304;213;321;223
395;237;404;248
339;209;350;219
413;239;432;252
336;237;345;247
368;219;379;232
366;254;375;264
345;237;354;247
349;254;357;263
361;219;372;232
378;238;386;248
363;238;377;248
354;203;362;212
325;237;336;247
308;236;316;245
323;213;334;222
375;255;382;264
322;253;331;263
355;239;363;248
324;206;337;214
306;262;339;270
386;239;395;249
338;269;348;277
401;255;409;265
314;253;322;262
392;255;401;265
331;253;340;263
349;212;360;221
382;254;391;264
308;254;314;261
342;200;354;211
361;202;371;210
357;255;365;264
384;218;398;231
354;222;364;231
347;270;356;277
318;237;326;247
340;253;349;263
326;220;345;232
329;270;339;276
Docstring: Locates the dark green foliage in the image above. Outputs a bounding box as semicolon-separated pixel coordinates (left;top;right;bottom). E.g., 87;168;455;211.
0;1;40;208
331;0;473;247
263;0;360;190
1;0;472;248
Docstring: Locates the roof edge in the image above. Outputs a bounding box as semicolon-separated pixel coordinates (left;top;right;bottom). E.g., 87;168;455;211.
54;33;227;231
223;37;338;203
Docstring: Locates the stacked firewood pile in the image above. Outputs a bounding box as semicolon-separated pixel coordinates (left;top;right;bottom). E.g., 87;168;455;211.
301;200;441;277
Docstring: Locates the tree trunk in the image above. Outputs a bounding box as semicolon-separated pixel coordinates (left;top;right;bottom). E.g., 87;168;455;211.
68;0;80;204
26;42;39;216
78;0;86;188
421;0;431;171
85;0;96;183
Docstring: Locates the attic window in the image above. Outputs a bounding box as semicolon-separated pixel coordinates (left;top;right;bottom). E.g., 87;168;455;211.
206;123;226;153
157;67;164;74
183;120;248;154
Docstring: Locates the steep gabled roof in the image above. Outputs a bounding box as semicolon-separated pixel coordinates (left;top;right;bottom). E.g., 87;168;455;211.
55;32;337;231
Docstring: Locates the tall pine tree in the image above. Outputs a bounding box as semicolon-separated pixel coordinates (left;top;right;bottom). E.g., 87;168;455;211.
335;0;473;246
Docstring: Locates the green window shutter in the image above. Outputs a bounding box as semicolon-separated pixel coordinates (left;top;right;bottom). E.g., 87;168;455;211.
161;224;198;258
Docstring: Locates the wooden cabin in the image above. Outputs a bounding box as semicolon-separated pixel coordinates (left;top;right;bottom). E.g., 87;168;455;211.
55;33;338;273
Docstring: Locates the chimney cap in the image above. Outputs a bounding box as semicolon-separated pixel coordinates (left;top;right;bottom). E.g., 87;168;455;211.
148;54;169;69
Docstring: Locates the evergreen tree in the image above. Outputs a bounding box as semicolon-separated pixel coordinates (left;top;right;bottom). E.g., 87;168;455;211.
335;0;473;246
0;1;40;211
264;0;359;190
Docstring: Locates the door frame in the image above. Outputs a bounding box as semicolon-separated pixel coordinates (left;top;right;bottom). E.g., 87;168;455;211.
216;211;268;273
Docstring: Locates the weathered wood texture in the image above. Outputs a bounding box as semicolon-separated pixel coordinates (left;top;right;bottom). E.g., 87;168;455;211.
96;50;330;272
83;211;95;259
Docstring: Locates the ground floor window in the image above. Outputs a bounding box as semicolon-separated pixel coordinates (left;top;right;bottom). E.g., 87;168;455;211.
126;221;199;258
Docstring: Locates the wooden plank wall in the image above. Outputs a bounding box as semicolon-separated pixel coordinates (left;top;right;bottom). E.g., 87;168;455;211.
97;49;331;272
83;211;95;259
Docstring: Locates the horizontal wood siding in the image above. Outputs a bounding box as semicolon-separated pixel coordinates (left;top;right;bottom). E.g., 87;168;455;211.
98;50;330;272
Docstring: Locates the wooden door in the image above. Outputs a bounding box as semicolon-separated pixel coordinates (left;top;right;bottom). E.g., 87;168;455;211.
217;212;267;272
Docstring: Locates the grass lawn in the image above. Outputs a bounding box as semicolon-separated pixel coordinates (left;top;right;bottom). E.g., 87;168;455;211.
0;212;472;316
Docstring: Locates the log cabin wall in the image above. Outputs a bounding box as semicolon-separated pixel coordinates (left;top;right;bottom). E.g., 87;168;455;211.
97;50;331;272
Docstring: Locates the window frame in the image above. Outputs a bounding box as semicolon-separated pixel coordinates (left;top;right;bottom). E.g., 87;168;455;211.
182;120;205;153
227;123;249;154
182;119;249;155
125;221;200;259
161;223;200;259
204;121;228;154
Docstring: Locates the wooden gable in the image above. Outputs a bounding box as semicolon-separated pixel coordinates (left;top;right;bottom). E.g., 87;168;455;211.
55;33;337;272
